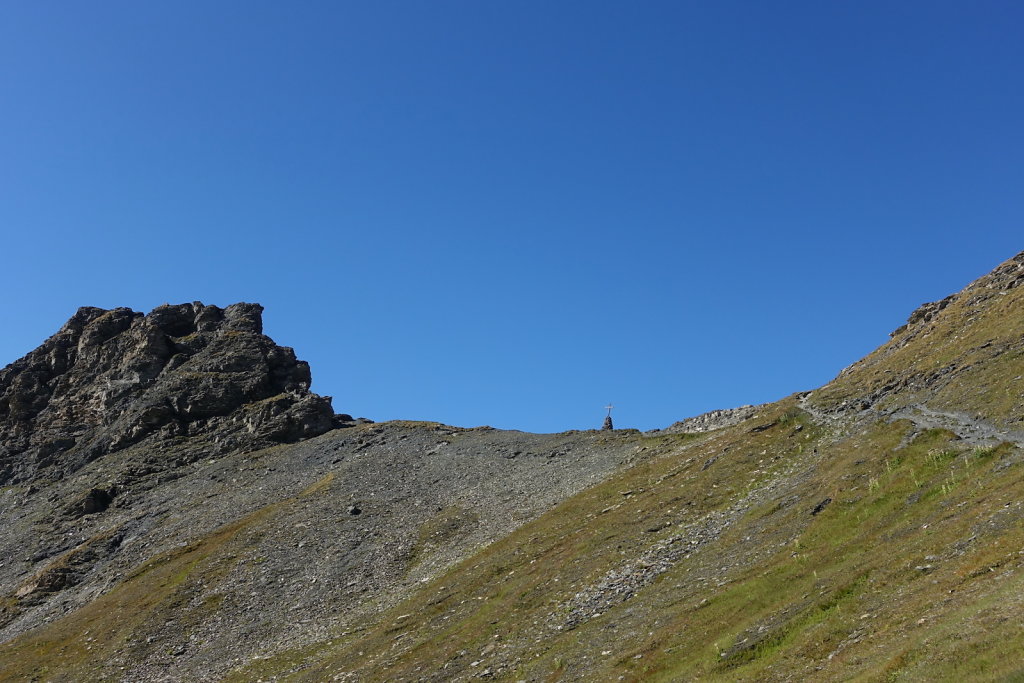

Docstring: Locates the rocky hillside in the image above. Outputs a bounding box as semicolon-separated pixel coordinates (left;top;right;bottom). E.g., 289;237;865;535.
0;303;661;681
1;252;1023;682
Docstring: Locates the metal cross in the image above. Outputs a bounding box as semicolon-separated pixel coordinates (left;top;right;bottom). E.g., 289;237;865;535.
605;404;614;417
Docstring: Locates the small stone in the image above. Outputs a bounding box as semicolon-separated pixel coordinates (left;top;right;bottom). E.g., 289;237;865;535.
811;498;832;516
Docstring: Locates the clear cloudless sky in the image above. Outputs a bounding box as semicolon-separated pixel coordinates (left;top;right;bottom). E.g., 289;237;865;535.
1;1;1021;432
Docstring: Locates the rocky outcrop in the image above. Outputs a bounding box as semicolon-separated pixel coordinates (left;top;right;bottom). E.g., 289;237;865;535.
0;302;338;485
889;295;957;338
889;251;1024;340
653;404;762;435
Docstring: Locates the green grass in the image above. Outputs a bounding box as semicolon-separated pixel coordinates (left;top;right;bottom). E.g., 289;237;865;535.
5;400;1023;682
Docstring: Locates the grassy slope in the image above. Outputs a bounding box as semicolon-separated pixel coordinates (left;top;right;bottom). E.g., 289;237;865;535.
221;254;1024;681
0;473;337;683
240;408;1023;682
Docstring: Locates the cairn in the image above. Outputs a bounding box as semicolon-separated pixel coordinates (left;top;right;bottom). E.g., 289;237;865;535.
602;404;614;430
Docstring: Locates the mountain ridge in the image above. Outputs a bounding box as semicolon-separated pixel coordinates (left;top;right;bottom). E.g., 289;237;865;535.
1;251;1023;681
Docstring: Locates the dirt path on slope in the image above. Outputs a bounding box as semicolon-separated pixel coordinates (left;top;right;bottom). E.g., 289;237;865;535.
798;394;1024;449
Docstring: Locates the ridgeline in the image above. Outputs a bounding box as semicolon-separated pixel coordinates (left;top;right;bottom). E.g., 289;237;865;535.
1;253;1023;681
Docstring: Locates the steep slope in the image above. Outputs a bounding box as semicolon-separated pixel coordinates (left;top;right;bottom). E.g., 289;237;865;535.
269;406;1022;682
1;252;1023;682
253;252;1019;682
0;421;656;682
809;250;1024;430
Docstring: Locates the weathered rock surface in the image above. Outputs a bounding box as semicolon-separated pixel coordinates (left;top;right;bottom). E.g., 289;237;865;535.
0;302;336;485
652;404;762;435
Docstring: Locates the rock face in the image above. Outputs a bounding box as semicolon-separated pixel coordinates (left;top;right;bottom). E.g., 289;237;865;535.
0;302;337;485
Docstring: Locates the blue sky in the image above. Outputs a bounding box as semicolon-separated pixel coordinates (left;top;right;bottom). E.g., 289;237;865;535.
1;1;1021;432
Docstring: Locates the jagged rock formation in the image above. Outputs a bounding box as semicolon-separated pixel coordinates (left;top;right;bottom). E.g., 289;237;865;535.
0;302;336;485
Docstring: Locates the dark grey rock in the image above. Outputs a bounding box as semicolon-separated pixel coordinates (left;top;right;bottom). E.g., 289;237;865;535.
0;302;339;485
